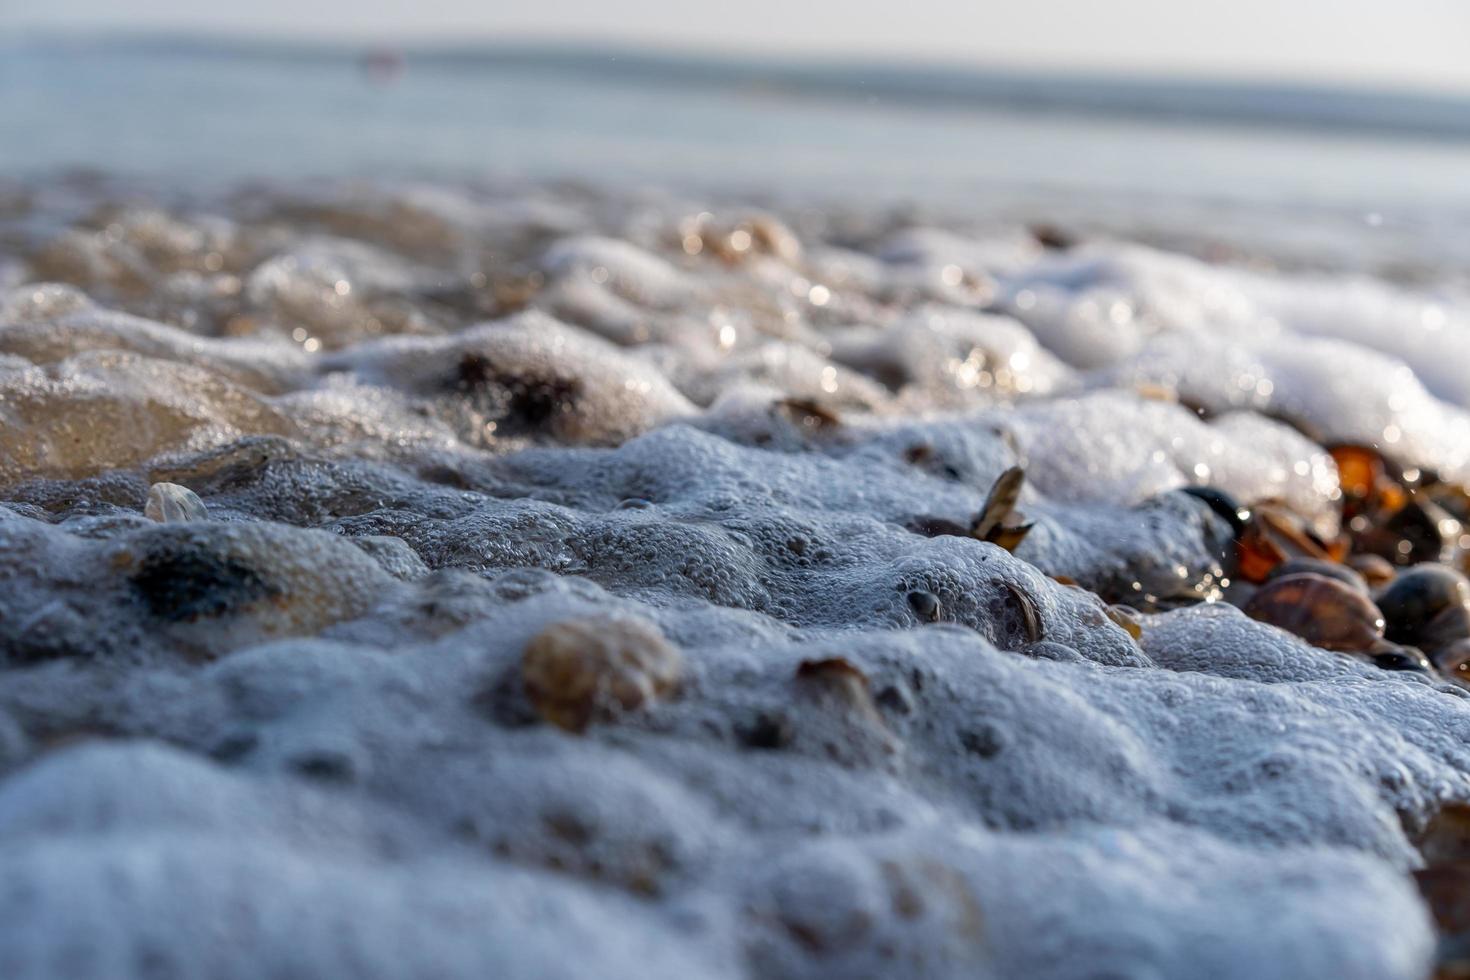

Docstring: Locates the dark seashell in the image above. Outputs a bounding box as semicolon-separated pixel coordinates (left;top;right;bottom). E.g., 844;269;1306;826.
1028;223;1076;250
1386;498;1454;565
905;516;971;539
738;710;793;750
1240;573;1385;652
1433;639;1470;685
1371;649;1432;673
902;443;965;481
775;397;841;431
1378;564;1470;652
998;582;1044;646
1356;498;1454;567
906;590;941;623
1179;485;1249;538
960;722;1007;757
1268;558;1368;593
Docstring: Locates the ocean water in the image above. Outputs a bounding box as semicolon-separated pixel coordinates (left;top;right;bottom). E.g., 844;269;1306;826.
7;35;1470;980
7;37;1470;212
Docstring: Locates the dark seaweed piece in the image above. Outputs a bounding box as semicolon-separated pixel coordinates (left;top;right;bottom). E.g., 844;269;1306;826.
453;352;584;435
131;547;277;622
737;710;793;750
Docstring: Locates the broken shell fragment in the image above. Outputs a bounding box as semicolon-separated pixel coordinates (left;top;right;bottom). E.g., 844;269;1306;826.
521;615;682;733
144;482;208;523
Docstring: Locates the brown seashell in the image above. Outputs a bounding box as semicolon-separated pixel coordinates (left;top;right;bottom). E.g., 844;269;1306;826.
795;656;889;731
1240;573;1386;652
1418;803;1470;866
796;656;871;698
776;397;842;431
971;466;1033;553
1105;604;1145;640
1234;518;1288;584
972;466;1025;541
1330;444;1385;503
1347;553;1398;589
521;615;682;733
1414;862;1470;937
1267;558;1367;593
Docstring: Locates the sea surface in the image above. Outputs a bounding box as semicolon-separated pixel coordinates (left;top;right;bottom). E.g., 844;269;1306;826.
6;36;1470;209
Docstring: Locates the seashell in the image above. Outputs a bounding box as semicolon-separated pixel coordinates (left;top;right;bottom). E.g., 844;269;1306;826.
1346;553;1397;589
795;656;874;708
970;466;1033;553
1417;802;1470;865
521;615;682;733
1434;640;1470;687
1233;503;1336;584
793;657;896;759
1241;573;1386;652
1267;558;1367;593
1179;485;1249;538
775;397;841;431
144;482;208;523
1414;863;1470;938
1104;604;1144;640
1356;497;1455;567
1329;444;1388;504
1377;564;1470;655
906;590;941;623
999;581;1044;646
1370;648;1432;673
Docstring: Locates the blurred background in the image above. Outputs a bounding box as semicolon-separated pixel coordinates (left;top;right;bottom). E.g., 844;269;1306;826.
2;0;1470;211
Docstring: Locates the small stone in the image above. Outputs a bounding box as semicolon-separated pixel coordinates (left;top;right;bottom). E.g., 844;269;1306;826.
521;615;682;733
144;482;208;523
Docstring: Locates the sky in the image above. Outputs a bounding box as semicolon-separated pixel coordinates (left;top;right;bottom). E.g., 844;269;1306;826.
5;0;1470;95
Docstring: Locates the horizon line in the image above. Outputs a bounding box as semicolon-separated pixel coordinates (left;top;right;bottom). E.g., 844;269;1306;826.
12;27;1470;103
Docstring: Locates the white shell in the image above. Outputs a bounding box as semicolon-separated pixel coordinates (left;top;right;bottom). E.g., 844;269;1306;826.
144;482;208;523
